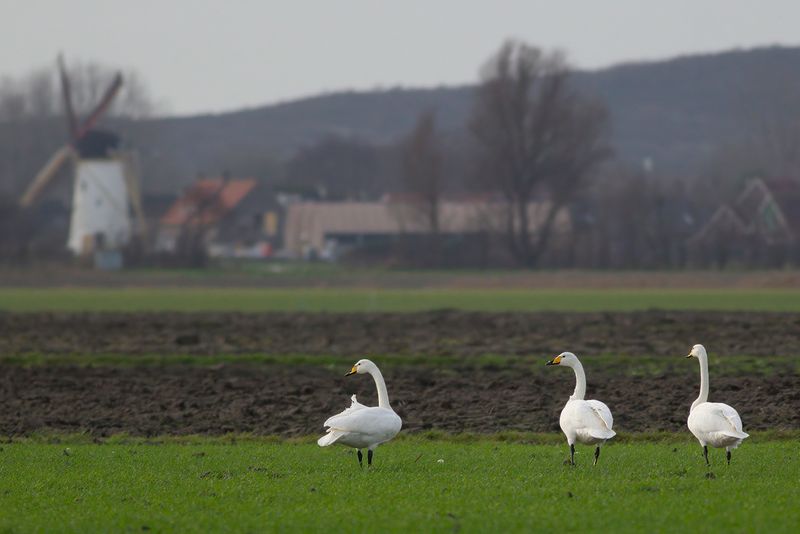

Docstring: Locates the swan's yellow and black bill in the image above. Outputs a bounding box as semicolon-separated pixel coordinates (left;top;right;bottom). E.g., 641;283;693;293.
546;355;562;366
685;353;693;358
345;366;358;376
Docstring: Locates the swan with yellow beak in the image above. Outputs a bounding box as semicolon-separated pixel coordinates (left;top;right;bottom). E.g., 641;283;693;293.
546;352;616;465
685;344;748;466
318;359;402;467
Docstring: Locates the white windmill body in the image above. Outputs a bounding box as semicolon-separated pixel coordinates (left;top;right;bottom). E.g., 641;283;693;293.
19;55;146;261
67;158;132;254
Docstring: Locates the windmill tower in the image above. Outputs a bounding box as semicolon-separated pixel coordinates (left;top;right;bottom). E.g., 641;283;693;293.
19;55;146;257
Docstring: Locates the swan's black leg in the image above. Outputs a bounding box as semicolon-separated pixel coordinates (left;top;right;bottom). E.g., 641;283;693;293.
726;450;731;465
703;446;709;466
368;449;374;467
570;444;575;466
357;449;363;468
594;446;600;466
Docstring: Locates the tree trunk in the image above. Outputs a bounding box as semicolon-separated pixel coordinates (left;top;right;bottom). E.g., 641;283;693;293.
513;196;533;266
523;201;563;268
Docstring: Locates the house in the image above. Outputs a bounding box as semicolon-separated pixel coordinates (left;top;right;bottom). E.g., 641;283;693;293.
688;177;800;266
282;198;570;260
157;177;282;258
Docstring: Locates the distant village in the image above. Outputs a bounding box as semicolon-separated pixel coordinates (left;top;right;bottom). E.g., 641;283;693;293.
145;173;800;269
8;157;800;271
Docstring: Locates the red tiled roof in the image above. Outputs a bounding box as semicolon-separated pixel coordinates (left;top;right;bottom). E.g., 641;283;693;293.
161;178;257;226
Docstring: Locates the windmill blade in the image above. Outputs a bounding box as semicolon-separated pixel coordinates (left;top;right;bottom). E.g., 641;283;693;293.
74;72;123;140
57;54;79;140
19;145;75;207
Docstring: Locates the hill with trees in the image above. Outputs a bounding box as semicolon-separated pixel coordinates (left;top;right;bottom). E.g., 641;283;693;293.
3;45;800;197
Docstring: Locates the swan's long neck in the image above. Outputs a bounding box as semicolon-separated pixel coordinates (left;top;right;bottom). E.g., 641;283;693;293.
570;361;586;401
692;352;709;411
369;367;391;409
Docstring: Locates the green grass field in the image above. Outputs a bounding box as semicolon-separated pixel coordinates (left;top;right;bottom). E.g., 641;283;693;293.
2;287;800;312
0;438;797;533
2;284;797;532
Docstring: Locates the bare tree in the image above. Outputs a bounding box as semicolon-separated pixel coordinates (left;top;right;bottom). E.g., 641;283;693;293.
737;81;800;179
470;40;610;267
0;58;156;199
0;60;155;122
400;111;443;235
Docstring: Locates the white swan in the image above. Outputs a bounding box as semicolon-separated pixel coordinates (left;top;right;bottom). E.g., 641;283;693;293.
546;352;616;465
686;344;748;466
318;359;402;467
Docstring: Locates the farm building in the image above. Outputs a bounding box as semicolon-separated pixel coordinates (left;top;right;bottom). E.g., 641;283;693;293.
688;177;800;266
282;199;571;261
156;177;283;258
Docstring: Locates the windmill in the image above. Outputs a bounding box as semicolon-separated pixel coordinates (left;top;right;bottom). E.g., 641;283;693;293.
19;55;146;257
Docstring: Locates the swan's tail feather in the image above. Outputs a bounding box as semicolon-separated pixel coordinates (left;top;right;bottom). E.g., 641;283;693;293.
720;430;749;447
589;429;616;440
317;429;346;447
721;430;749;439
708;430;748;449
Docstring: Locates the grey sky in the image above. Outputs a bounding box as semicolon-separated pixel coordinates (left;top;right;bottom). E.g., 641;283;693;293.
3;0;800;116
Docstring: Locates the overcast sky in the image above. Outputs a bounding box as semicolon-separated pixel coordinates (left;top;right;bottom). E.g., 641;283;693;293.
3;0;800;116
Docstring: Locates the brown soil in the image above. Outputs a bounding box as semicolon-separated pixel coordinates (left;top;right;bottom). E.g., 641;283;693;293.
2;311;800;358
1;364;797;437
1;311;797;437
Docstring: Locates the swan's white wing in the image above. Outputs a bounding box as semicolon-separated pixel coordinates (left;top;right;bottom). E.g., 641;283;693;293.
319;395;373;447
586;399;614;431
703;402;747;436
325;406;401;435
563;400;616;441
319;406;402;448
716;403;744;433
689;402;748;445
323;394;367;428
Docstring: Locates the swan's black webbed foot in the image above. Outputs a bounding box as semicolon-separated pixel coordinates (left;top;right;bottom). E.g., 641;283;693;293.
594;446;600;466
703;446;710;466
726;450;731;465
368;449;374;467
569;444;576;466
357;449;363;468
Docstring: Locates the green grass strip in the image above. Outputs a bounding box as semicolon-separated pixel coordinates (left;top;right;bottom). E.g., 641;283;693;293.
0;438;798;532
6;429;800;445
2;287;800;312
